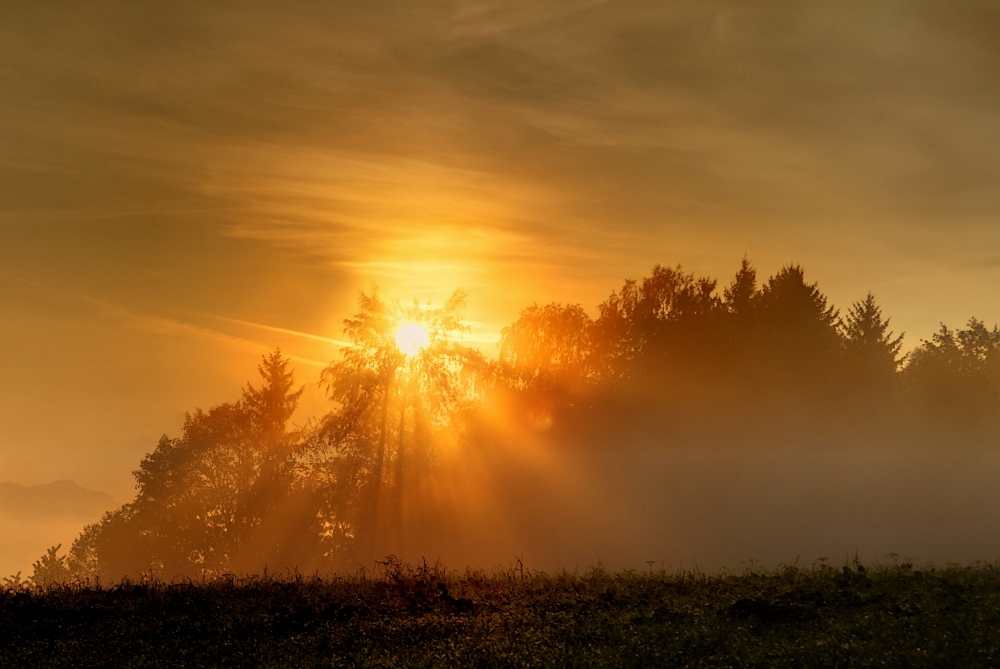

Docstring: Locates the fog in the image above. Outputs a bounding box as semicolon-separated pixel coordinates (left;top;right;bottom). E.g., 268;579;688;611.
0;482;115;579
14;445;1000;579
21;263;1000;583
402;444;1000;573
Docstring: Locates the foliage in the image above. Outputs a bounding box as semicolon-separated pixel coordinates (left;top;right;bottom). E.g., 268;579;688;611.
905;318;1000;426
590;263;721;384
37;258;1000;583
30;545;70;588
61;351;308;581
6;561;1000;667
843;292;905;383
499;302;593;392
311;289;488;565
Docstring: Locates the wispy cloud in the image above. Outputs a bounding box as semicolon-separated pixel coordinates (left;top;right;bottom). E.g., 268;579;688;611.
0;267;331;368
200;313;352;349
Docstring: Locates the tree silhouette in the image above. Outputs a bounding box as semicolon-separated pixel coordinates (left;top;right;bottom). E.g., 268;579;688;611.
38;259;1000;583
723;256;758;316
843;293;904;385
591;264;721;386
751;265;842;394
66;351;305;580
316;289;485;564
235;351;306;570
30;544;70;587
719;257;760;385
906;319;1000;426
499;303;593;392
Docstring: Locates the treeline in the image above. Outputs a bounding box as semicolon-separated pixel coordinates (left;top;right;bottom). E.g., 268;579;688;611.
29;260;1000;584
501;260;1000;443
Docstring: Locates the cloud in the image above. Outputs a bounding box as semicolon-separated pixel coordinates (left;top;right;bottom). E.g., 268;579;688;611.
201;313;352;350
6;1;998;257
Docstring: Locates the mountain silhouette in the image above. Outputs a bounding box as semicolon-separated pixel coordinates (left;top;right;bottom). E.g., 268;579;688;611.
0;480;115;519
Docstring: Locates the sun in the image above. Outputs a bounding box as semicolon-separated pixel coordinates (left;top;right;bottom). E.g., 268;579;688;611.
395;322;429;356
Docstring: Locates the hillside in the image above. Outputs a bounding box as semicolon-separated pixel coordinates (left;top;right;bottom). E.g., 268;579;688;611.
0;480;116;519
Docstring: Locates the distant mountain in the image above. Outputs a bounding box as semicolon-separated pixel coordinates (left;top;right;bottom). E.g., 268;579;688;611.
0;480;116;519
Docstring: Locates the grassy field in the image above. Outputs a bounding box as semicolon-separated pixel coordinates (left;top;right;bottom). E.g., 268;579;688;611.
3;559;1000;668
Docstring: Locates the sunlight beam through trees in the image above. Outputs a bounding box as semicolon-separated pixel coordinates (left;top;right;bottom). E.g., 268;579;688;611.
33;260;1000;584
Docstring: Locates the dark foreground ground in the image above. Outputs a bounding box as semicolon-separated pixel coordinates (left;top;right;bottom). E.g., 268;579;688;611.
3;560;1000;668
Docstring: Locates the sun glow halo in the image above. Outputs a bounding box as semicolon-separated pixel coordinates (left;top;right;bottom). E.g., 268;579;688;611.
395;322;429;356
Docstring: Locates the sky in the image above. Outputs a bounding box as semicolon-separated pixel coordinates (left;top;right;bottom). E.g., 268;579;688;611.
1;0;1000;501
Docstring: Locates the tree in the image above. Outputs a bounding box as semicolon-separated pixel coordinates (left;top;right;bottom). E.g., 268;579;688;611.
316;289;486;564
753;265;843;388
64;350;306;580
719;257;760;375
723;256;758;316
235;350;306;570
245;350;303;453
905;319;1000;425
49;257;1000;584
30;544;70;587
842;293;904;384
498;303;593;392
591;264;721;384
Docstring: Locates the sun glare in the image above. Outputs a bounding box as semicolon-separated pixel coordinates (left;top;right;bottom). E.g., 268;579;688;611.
396;322;429;356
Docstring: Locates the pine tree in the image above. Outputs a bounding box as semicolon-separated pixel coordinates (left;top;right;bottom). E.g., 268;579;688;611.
843;293;904;381
756;266;841;356
723;256;758;315
243;348;303;452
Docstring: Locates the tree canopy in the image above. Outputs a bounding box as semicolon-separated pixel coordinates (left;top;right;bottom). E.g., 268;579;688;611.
36;260;1000;584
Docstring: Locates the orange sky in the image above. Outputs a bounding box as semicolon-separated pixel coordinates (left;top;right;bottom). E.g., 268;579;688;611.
2;1;1000;500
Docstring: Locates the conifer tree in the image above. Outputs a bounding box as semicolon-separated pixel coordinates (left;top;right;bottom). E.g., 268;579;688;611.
723;256;758;315
843;293;904;381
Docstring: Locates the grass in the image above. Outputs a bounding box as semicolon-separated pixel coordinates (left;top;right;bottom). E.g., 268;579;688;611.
4;559;1000;668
